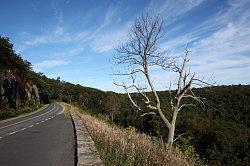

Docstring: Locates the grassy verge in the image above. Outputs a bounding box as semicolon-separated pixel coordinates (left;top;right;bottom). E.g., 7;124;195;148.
0;103;48;121
60;102;71;118
74;107;194;166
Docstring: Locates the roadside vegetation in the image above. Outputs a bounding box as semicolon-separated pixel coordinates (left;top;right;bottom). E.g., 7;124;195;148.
61;102;71;119
0;101;45;121
74;106;200;166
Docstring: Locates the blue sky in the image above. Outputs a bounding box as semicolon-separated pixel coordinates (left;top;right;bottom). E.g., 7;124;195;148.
0;0;249;92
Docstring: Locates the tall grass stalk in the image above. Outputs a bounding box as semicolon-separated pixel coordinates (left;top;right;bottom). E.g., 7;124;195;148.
74;107;193;166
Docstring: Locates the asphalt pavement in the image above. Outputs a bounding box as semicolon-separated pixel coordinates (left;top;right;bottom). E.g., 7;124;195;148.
0;103;75;166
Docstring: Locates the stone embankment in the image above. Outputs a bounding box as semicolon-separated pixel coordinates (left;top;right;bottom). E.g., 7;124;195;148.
0;69;40;110
70;108;103;166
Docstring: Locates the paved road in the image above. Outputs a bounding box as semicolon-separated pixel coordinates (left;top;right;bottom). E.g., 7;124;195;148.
0;103;75;166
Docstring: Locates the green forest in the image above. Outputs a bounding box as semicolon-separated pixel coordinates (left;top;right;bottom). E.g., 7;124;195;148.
0;35;249;165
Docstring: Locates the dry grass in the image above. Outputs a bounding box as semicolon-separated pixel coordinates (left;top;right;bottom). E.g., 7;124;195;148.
60;102;71;118
72;107;193;166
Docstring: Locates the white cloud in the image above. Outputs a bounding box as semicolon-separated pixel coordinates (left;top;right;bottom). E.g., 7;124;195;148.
17;26;90;54
90;0;250;90
33;60;69;72
18;5;118;53
91;22;132;53
132;0;250;91
189;1;250;81
94;5;117;33
90;0;205;54
52;0;64;24
146;0;205;24
22;26;72;47
20;1;65;50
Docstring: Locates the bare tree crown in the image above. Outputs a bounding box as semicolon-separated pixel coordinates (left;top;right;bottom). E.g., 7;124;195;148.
114;13;212;149
115;14;170;70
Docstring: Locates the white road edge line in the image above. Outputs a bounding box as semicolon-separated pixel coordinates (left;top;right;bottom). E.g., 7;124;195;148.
8;131;17;135
0;104;64;138
2;116;54;138
0;104;56;130
60;104;65;115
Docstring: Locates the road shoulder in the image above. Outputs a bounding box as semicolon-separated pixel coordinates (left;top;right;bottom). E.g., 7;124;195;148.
0;104;49;125
62;103;103;166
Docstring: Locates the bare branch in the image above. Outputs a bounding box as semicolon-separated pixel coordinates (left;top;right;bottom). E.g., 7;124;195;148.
173;133;187;143
113;69;143;76
179;103;195;111
168;80;175;111
113;81;142;111
140;112;156;116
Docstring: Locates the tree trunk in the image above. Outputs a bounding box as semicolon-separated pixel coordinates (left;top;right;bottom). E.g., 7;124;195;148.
110;113;114;122
166;109;178;150
166;125;175;149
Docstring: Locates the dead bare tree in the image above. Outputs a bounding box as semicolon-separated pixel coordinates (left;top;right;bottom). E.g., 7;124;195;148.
114;14;211;149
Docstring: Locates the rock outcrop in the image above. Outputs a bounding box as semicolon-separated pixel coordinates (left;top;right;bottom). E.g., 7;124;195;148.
0;69;40;110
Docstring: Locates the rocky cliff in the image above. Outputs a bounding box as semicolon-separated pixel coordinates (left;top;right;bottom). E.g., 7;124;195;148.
0;69;40;110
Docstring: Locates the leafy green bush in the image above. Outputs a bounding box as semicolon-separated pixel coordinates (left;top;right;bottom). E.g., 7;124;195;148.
0;108;16;120
175;137;202;165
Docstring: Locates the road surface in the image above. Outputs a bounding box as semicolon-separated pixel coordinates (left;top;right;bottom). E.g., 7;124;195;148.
0;103;75;166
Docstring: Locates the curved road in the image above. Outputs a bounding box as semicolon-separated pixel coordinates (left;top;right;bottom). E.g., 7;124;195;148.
0;103;75;166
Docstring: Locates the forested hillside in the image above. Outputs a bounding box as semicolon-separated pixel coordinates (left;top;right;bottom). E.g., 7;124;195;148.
0;35;249;165
0;36;104;119
88;86;249;166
